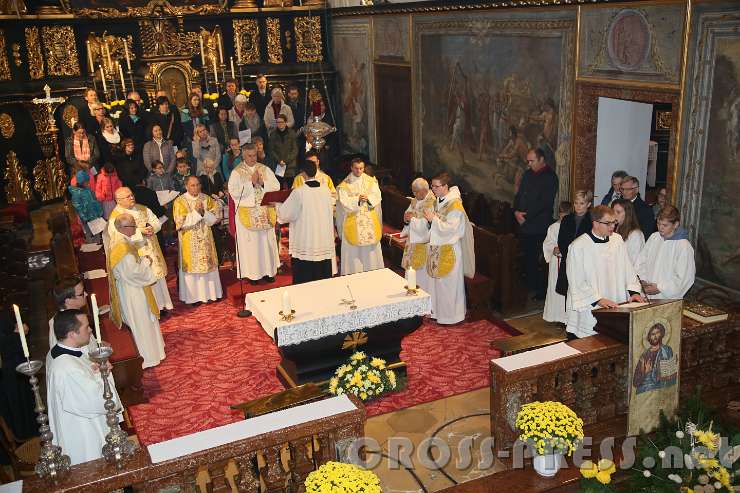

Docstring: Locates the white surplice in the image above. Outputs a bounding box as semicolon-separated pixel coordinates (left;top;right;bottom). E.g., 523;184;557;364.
337;173;384;275
111;239;166;368
624;229;646;269
565;232;640;338
228;163;281;280
47;350;122;465
174;193;223;304
636;231;696;299
400;191;436;295
108;204;173;311
542;221;566;323
278;180;338;273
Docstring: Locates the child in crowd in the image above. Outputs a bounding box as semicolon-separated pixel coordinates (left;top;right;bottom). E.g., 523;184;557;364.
94;161;122;219
69;170;104;244
542;201;573;324
147;160;174;192
69;159;96;191
172;157;191;193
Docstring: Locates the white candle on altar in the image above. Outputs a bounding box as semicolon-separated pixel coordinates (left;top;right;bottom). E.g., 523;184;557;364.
91;293;102;343
212;56;219;84
13;304;29;358
236;32;242;65
217;32;224;64
406;267;416;291
118;62;126;94
199;36;205;65
230;57;235;79
104;40;112;71
86;40;94;74
123;38;131;71
282;291;291;314
99;65;108;95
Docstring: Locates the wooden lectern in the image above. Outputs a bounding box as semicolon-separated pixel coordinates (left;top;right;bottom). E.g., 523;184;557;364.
593;299;682;343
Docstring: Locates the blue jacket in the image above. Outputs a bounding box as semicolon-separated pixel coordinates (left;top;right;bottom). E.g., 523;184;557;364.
69;185;103;222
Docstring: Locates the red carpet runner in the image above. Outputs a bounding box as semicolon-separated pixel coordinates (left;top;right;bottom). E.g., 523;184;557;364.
128;255;514;446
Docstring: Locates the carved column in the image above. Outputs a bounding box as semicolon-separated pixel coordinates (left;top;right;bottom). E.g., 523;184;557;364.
25;102;66;201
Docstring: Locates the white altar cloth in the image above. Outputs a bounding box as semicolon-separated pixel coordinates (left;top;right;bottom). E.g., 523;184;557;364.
245;268;431;346
147;395;356;464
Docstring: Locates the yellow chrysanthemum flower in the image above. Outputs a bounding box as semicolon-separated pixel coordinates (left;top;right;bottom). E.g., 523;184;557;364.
596;470;612;485
597;458;616;474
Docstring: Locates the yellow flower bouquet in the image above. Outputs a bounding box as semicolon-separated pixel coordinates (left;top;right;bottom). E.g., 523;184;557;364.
305;461;381;493
328;352;397;402
515;401;584;456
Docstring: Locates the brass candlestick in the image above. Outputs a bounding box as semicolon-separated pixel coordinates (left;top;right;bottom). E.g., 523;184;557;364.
88;342;137;468
404;285;419;296
15;360;71;482
278;309;296;322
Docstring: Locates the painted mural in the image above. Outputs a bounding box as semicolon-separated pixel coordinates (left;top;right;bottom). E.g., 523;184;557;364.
416;19;573;204
374;15;409;61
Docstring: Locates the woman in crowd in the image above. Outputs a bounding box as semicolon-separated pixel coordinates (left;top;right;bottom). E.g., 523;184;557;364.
152;96;183;148
118;100;148;155
263;88;294;131
228;94;249;132
653;187;667;218
192;124;221;175
114;138;148;189
181;92;209;144
98;117;122;163
555;190;593;299
94;161;122;219
220;137;242;182
143;123;177;173
199;158;225;199
612;198;645;268
65;122;100;171
211;107;238;153
268;114;298;188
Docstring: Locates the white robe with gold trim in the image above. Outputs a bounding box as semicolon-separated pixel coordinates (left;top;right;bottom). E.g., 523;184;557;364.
337;173;384;275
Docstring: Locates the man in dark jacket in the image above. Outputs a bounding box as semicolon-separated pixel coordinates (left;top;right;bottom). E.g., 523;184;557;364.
248;74;271;120
151;96;184;148
620;175;656;239
513;147;559;300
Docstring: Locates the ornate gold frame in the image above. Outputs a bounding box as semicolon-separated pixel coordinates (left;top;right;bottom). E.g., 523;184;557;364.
144;60;200;104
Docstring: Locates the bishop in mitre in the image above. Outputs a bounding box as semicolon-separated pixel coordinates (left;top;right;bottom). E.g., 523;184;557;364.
228;143;281;284
109;213;166;368
566;205;644;338
278;160;337;284
47;309;122;465
337;158;384;275
173;176;223;303
400;177;436;294
108;187;173;312
409;172;475;325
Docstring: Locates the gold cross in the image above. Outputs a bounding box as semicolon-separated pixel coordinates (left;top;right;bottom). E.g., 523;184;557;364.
341;331;368;350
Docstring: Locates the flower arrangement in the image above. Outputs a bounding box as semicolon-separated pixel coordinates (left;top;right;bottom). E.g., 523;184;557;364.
239;89;251;97
102;99;126;111
515;401;584;456
203;93;220;101
305;461;381;493
580;458;617;492
328;352;397;402
103;100;127;124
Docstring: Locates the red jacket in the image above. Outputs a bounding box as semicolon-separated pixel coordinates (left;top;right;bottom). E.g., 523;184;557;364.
94;169;123;202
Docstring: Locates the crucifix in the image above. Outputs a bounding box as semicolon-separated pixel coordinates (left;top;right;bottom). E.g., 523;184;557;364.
32;85;66;129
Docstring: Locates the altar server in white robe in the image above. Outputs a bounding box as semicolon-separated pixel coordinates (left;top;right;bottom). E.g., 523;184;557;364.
228;144;281;283
47;309;122;465
542;201;572;324
337;158;384;275
566;205;644;338
411;172;475;325
173;176;223;303
110;213;166;368
611;198;645;268
278;160;337;284
636;205;695;299
48;277;87;348
400;178;436;294
108;187;173;312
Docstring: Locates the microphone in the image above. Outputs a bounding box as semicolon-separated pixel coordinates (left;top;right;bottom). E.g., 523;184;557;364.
636;274;651;304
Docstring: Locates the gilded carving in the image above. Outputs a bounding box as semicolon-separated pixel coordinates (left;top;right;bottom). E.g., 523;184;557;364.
656;110;672;131
294;17;323;63
139;18;200;59
74;0;223;18
266;18;283;65
24;27;44;80
32;157;66;202
233;19;261;65
11;43;21;68
0;113;15;139
42;26;81;77
87;34;135;75
0;32;10;81
4;151;33;204
62;105;79;130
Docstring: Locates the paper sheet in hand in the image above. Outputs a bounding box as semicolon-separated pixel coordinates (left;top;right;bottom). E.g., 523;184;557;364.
83;269;107;280
493;342;581;372
80;242;103;252
156;190;180;206
87;217;107;235
621;302;649;308
238;129;251;145
275;163;286;177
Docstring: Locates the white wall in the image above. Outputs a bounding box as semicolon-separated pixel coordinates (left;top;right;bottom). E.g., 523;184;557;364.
594;97;653;202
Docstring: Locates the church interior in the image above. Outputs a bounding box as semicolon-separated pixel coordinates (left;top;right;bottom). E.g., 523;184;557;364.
0;0;739;491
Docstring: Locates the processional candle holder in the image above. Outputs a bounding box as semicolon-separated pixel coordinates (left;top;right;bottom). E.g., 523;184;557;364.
15;359;71;483
88;341;138;468
302;116;336;152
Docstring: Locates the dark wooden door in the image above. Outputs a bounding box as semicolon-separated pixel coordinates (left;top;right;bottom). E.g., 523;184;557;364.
374;64;413;191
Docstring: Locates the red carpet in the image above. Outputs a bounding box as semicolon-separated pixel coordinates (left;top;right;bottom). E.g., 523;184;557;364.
127;248;515;446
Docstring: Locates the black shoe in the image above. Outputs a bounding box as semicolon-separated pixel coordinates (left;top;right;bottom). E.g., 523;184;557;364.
160;310;170;318
248;279;259;285
264;276;275;283
566;332;578;341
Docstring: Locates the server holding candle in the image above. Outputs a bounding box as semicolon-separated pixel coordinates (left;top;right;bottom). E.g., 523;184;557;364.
0;309;37;441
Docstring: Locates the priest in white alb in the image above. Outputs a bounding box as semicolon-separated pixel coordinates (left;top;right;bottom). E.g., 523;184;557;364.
636;205;695;299
566;205;645;338
47;309;122;465
228;143;281;284
110;213;166;368
337;158;384;275
173;176;223;303
410;172;475;325
278;160;337;284
400;177;436;294
108;187;173;313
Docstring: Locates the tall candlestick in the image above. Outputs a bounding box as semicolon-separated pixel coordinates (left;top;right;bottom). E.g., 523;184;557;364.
118;62;126;94
99;65;108;97
104;40;112;72
199;36;205;65
13;304;29;358
282;291;291;314
217;32;224;64
90;294;102;343
230;57;235;79
236;31;242;65
86;40;94;74
212;56;219;85
123;38;131;71
406;267;416;291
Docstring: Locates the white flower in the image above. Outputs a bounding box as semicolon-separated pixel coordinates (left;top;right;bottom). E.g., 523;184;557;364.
676;430;685;439
684;454;694;469
658;451;666;458
713;481;721;489
643;470;651;477
213;102;218;108
668;473;682;484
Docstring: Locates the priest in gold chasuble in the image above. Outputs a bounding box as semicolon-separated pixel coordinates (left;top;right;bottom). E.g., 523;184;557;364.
173;176;223;304
337;158;384;275
400;178;436;295
227;144;281;283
